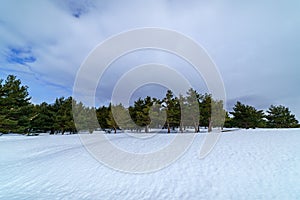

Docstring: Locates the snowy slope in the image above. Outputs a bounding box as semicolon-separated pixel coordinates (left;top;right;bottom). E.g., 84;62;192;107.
0;129;300;200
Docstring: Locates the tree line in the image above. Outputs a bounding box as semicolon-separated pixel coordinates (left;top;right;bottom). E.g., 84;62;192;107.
0;75;299;134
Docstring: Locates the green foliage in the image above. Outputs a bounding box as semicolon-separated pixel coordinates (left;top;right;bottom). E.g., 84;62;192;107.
107;103;132;133
96;105;110;129
230;101;265;129
1;74;299;134
73;101;99;133
224;112;233;128
129;96;153;133
30;102;54;132
0;75;31;134
199;94;211;129
266;105;298;128
211;100;226;128
182;89;200;132
52;97;76;134
162;90;181;133
198;94;226;131
149;98;166;129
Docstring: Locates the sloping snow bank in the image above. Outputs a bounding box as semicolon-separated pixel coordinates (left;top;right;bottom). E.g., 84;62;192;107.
0;129;299;200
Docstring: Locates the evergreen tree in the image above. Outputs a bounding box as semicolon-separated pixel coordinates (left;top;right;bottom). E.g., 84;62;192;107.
0;75;32;134
210;99;226;130
96;105;110;129
224;112;233;128
178;94;186;132
30;102;54;133
199;94;211;129
184;88;201;132
162;90;181;133
149;98;166;130
52;97;76;134
85;107;99;133
198;93;226;132
230;101;265;129
266;105;298;128
129;96;153;133
110;103;132;131
3;74;300;134
72;101;86;131
73;101;99;133
106;103;118;133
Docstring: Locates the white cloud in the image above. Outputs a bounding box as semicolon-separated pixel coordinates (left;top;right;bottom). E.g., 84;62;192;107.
0;0;299;118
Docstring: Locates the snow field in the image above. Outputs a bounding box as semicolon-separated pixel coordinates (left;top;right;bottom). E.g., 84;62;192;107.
0;129;299;200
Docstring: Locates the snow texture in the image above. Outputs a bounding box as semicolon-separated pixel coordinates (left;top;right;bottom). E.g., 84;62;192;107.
0;129;300;200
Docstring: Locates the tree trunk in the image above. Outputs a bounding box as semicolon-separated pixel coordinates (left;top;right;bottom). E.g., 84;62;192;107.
208;118;212;132
193;121;200;133
179;122;183;133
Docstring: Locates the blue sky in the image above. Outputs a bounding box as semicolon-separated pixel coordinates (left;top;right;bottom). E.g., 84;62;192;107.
0;0;299;118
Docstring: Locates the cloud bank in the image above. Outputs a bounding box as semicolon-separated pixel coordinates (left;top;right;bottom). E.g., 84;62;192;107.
0;0;299;118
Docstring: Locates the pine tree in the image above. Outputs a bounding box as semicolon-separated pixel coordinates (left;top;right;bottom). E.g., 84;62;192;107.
199;94;212;129
30;102;54;133
178;94;187;133
230;101;265;129
110;103;132;131
184;88;201;132
52;97;76;134
198;93;226;132
0;75;32;134
149;98;166;130
106;103;118;133
162;90;180;133
266;105;298;128
224;112;233;128
96;105;110;129
211;99;226;130
73;101;99;133
130;96;153;133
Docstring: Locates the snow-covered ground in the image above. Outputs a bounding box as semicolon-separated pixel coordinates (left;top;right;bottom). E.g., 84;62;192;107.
1;129;300;200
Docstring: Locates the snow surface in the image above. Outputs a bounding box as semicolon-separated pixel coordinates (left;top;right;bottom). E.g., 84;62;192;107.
1;129;300;200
